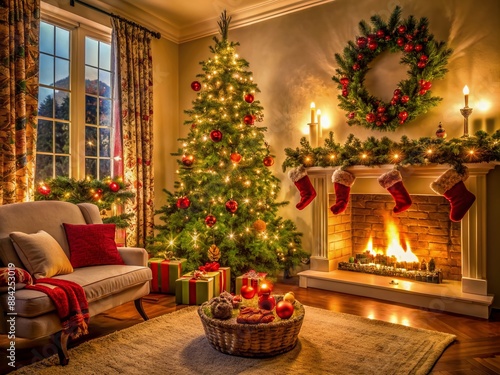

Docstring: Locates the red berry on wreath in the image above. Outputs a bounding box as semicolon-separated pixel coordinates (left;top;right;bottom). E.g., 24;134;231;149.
348;112;355;119
244;93;254;103
357;53;364;61
399;120;405;124
376;29;385;38
366;113;376;123
376;121;382;127
415;44;423;52
176;196;191;209
405;33;414;41
357;37;367;48
342;89;348;97
205;214;217;227
368;41;378;51
191;81;201;91
385;35;391;41
109;181;120;192
393;89;402;96
367;34;376;42
404;43;414;52
419;88;427;95
423;81;432;90
417;61;426;69
398;111;409;120
397;25;407;34
390;99;397;106
263;156;274;167
340;77;349;86
181;154;194;167
396;37;405;47
381;115;389;123
210;129;223;142
225;199;238;213
243;114;255;125
352;63;360;71
419;54;428;62
230;152;242;163
401;95;410;104
377;106;386;113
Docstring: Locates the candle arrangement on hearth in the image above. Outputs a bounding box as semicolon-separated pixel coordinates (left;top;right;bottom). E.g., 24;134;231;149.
338;252;442;284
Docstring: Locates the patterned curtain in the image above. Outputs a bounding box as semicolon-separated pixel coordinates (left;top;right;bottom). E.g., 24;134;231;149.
0;0;40;204
111;17;154;247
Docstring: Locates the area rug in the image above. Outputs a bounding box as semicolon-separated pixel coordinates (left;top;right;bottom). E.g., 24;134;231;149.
11;306;455;375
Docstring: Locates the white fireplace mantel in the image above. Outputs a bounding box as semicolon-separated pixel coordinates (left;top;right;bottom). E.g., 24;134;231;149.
298;163;498;318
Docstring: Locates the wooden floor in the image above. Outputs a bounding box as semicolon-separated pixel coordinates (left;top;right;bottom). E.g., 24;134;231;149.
2;277;500;374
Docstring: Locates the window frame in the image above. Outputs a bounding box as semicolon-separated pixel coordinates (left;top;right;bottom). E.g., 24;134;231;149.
39;6;114;181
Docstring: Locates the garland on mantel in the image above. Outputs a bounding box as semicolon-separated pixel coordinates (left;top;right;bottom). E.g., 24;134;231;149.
282;130;500;175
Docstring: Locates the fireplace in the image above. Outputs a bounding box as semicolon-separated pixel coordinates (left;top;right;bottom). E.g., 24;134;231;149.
298;163;497;318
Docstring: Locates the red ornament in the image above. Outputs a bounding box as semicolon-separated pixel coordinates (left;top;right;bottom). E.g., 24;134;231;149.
376;29;385;38
225;199;238;213
276;300;294;319
436;123;447;139
210;130;223;142
403;43;414;52
396;37;405;47
393;89;402;96
377;106;386;113
415;44;423;52
397;25;407;34
176;196;191;209
109;182;120;192
181;155;194;167
263;156;274;167
205;214;217;227
348;112;355;119
191;81;201;91
191;123;197;129
240;285;256;299
366;113;376;123
368;41;378;51
419;88;427;95
244;93;255;103
417;61;426;69
357;37;367;48
258;294;276;310
340;77;349;86
422;81;432;90
398;111;409;121
243;114;254;125
419;54;429;62
342;89;348;97
230;152;242;163
37;184;51;196
352;63;360;71
400;95;410;104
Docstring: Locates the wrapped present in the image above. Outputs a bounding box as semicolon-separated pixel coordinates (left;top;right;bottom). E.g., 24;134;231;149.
197;262;231;295
148;257;186;294
235;270;267;295
175;275;214;305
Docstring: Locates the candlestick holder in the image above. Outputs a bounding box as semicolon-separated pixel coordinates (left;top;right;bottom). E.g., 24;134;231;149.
460;106;473;137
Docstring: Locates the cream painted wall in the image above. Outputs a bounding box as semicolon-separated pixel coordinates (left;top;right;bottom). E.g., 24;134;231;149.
177;0;500;305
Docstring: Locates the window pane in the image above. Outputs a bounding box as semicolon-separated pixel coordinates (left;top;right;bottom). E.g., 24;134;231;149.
99;159;110;179
40;22;54;55
99;127;110;157
99;98;111;126
55;122;70;153
85;95;97;124
36;120;53;152
55;90;70;120
85;38;98;67
99;42;111;71
38;87;54;118
55;58;69;89
85;66;98;95
55;156;70;176
39;54;54;86
35;154;53;183
55;27;69;59
99;70;111;98
85;126;97;156
85;158;97;179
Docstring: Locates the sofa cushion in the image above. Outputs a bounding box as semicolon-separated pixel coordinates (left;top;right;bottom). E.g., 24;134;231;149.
63;223;125;268
0;267;33;293
0;265;152;318
10;231;74;279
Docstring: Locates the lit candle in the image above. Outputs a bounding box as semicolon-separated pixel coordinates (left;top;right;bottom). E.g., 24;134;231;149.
310;102;316;124
463;85;469;107
317;109;322;138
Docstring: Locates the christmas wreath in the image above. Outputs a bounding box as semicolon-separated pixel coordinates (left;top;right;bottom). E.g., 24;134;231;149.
333;6;453;131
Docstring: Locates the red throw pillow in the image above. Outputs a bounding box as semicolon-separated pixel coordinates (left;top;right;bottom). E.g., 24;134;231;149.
63;224;125;268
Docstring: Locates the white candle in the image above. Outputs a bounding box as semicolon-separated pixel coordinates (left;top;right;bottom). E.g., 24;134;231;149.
463;85;469;107
310;102;316;124
317;109;322;138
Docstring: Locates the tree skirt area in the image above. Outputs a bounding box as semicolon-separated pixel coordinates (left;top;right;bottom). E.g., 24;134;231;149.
11;306;456;375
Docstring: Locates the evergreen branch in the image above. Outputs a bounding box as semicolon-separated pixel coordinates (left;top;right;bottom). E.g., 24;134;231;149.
217;10;232;40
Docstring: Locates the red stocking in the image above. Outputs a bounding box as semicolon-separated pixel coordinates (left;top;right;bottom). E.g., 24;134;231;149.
330;169;355;215
431;167;475;222
378;170;412;213
289;166;316;210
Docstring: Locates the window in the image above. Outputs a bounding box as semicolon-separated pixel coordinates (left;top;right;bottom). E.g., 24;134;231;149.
36;15;114;182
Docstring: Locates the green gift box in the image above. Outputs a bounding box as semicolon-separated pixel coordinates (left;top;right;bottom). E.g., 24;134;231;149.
183;271;221;295
175;276;214;305
148;257;187;294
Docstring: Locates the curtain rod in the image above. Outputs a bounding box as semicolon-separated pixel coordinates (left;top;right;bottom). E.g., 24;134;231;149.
69;0;161;39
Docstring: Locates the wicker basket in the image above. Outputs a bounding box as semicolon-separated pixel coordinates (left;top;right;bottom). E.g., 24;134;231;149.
198;296;305;357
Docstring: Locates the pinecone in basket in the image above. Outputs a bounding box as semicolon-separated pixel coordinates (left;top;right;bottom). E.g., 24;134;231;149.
236;306;275;324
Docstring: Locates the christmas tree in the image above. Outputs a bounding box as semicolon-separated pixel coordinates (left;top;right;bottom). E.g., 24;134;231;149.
150;11;308;283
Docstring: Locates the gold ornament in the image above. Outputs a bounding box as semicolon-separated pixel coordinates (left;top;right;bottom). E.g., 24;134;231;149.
284;291;295;304
208;244;221;262
252;219;267;232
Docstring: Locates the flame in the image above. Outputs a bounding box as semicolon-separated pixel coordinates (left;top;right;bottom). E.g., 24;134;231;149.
365;220;418;263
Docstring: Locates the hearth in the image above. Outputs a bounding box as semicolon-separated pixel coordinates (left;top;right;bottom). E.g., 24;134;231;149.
298;163;497;318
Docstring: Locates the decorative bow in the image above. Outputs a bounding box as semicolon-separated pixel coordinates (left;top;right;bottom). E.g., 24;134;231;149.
199;261;220;272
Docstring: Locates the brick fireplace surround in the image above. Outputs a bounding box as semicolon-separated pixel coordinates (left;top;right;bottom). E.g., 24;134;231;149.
298;163;497;318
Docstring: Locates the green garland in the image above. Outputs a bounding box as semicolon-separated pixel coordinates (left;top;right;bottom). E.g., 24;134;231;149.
282;130;500;175
332;6;453;131
35;176;135;228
